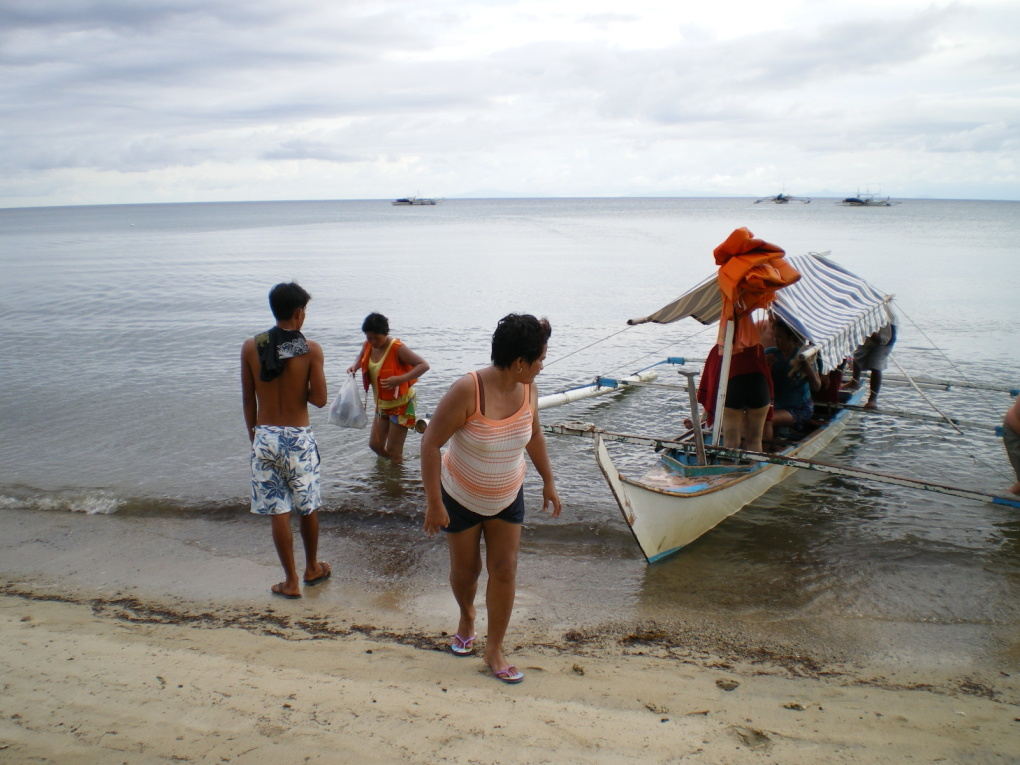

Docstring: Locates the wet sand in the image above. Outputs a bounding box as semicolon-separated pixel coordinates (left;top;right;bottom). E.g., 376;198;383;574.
1;506;1018;763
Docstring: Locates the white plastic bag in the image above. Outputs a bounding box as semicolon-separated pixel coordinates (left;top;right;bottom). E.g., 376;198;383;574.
329;373;368;428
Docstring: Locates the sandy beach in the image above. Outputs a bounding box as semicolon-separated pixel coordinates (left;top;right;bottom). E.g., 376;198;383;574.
2;507;1018;764
2;590;1018;765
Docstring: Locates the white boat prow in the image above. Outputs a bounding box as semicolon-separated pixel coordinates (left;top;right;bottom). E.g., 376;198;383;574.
592;384;865;562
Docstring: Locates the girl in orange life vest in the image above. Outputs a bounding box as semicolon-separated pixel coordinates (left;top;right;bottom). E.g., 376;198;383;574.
347;313;430;463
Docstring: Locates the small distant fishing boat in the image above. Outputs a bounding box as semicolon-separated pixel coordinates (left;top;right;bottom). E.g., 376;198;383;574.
839;190;894;206
755;192;810;204
392;195;437;206
537;232;1018;562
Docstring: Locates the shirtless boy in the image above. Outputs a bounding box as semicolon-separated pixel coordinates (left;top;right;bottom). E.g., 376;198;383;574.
241;282;330;598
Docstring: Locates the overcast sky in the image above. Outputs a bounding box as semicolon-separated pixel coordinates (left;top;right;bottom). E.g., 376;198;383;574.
2;0;1018;207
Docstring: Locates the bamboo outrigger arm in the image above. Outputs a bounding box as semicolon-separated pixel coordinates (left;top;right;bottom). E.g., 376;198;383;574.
536;367;662;409
814;402;999;432
879;375;1019;396
415;364;670;433
542;422;1020;510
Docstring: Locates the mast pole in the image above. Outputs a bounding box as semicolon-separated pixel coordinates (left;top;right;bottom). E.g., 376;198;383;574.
710;319;735;451
679;369;707;465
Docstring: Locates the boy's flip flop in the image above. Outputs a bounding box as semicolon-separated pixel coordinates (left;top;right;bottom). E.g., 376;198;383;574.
450;634;476;656
271;583;301;599
304;562;331;586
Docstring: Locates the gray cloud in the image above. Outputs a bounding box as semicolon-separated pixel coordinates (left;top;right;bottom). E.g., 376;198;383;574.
0;0;1017;204
262;139;363;163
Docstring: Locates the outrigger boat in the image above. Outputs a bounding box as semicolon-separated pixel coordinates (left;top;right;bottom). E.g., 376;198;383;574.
839;190;894;207
392;195;437;206
536;232;1019;562
755;192;810;204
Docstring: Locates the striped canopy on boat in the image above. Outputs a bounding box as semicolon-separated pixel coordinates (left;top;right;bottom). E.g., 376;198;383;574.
627;252;894;373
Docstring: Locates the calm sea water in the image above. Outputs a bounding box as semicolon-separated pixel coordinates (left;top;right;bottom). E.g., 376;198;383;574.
2;197;1018;665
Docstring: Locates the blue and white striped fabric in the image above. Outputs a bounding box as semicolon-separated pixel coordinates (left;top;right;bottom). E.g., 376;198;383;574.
773;253;894;373
628;251;894;374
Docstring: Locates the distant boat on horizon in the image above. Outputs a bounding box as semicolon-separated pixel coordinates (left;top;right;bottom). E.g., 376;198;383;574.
839;189;896;207
755;192;810;204
392;195;437;206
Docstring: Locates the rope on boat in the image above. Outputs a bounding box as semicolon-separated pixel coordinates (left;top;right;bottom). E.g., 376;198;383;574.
543;324;634;368
888;355;963;434
894;303;1010;408
882;305;1011;481
544;322;715;378
597;325;715;379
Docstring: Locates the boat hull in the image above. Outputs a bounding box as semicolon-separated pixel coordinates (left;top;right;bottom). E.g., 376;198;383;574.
595;389;865;562
839;195;892;206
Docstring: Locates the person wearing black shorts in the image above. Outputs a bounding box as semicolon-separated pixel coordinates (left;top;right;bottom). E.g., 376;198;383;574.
722;368;771;453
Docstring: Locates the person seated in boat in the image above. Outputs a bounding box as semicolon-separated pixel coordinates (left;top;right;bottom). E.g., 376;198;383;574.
696;342;773;454
812;360;849;421
765;320;821;439
847;317;897;410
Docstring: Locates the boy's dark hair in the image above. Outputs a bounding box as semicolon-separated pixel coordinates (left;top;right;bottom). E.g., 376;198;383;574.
268;282;311;321
361;313;389;335
491;314;552;369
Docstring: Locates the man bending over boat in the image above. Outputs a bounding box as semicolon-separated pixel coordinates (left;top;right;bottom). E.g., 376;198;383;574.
850;317;897;410
1003;396;1020;495
241;282;330;599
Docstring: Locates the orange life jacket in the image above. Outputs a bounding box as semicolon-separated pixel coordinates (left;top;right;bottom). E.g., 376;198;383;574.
358;338;418;401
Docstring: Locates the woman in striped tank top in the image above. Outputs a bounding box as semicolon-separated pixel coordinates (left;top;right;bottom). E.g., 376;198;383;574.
421;314;561;684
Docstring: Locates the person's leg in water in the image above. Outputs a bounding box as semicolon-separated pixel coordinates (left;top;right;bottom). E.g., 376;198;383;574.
369;413;409;462
384;419;409;462
865;369;883;409
368;411;389;458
